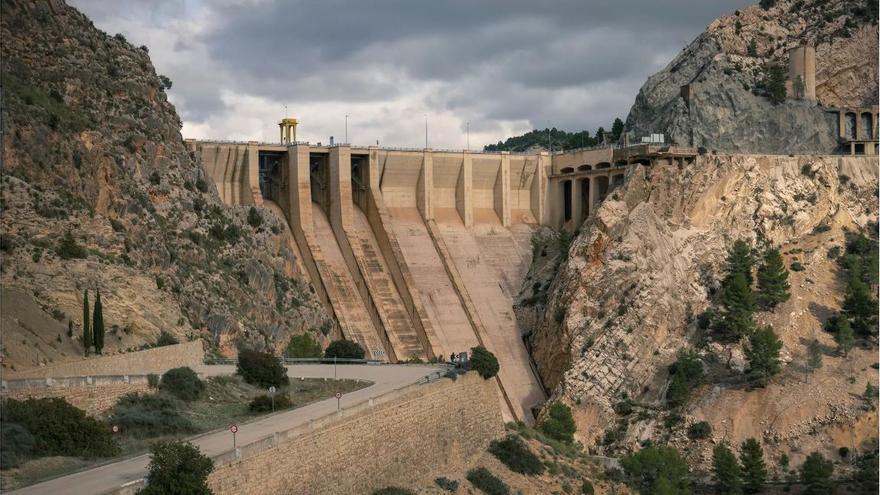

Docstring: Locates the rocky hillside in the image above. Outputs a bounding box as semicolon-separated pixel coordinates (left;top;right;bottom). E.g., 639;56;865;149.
625;0;878;153
0;0;330;371
525;154;878;473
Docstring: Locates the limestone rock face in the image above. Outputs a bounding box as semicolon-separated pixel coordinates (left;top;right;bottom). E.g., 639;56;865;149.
0;0;329;370
528;154;878;466
626;0;878;153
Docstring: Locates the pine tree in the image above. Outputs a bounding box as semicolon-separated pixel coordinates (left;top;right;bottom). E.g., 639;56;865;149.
842;278;878;337
800;452;834;495
726;240;755;285
82;290;92;356
806;339;822;373
93;290;105;355
715;272;756;341
740;438;768;493
745;325;782;386
833;318;855;356
713;442;743;494
756;249;790;309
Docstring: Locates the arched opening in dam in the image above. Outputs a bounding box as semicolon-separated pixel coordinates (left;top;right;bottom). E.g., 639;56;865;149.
258;151;284;202
562;179;572;222
578;177;590;224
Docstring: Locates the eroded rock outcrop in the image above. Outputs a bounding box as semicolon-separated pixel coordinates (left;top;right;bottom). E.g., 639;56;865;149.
528;154;878;468
0;0;330;370
626;0;878;153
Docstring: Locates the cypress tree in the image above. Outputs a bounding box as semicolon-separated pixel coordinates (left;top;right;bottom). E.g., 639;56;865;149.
82;290;92;356
800;452;834;495
740;438;768;493
713;442;743;494
756;249;790;309
745;326;782;386
93;290;104;355
726;240;755;286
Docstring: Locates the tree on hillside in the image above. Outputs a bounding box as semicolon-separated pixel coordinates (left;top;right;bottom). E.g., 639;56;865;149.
756;249;790;309
745;326;782;386
621;445;691;495
806;339;822;374
140;441;213;495
740;438;768;494
92;290;105;354
713;442;743;495
666;352;705;407
759;0;776;10
611;118;625;142
832;318;855;356
285;333;323;358
469;345;500;379
540;402;576;443
324;339;365;359
800;452;834;495
726;240;755;285
761;64;788;105
82;290;92;356
715;272;756;341
842;278;878;337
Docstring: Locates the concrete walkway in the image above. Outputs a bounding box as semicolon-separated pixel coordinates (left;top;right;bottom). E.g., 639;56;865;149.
9;364;442;495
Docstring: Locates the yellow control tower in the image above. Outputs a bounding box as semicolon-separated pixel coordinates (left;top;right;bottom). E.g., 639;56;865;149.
279;117;299;144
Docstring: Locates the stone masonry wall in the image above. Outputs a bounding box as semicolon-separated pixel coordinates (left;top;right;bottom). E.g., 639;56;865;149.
1;375;151;415
205;372;502;495
1;341;204;379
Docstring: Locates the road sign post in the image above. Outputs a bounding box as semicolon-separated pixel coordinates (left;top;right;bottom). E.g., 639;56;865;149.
230;424;238;449
269;386;276;412
334;356;337;379
335;392;342;411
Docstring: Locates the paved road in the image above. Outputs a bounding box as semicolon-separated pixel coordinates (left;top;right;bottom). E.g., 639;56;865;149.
10;364;442;495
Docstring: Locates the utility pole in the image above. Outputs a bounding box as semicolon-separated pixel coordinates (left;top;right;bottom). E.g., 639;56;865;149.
345;114;349;144
466;121;470;151
547;121;552;153
424;114;428;149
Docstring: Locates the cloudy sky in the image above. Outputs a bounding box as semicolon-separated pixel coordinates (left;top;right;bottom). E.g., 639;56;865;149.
72;0;750;149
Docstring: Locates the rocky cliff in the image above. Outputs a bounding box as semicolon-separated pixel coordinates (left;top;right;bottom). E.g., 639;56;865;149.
526;154;878;471
625;0;878;153
0;0;330;371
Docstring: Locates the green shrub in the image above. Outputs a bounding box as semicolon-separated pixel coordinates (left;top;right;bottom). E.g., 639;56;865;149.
0;397;118;458
237;348;289;388
581;480;595;494
247;207;263;228
666;352;704;407
57;230;87;259
110;392;196;438
371;488;415;495
147;373;159;388
0;423;35;468
324;340;365;359
838;446;849;458
466;467;509;495
470;345;500;379
155;331;179;347
435;477;460;492
790;261;805;272
621;445;691;494
249;394;293;413
687;421;712;440
488;435;544;475
159;367;205;401
540;402;576;443
285;333;323;358
140;441;213;495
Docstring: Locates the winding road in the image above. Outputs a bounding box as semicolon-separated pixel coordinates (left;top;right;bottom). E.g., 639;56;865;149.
9;363;443;495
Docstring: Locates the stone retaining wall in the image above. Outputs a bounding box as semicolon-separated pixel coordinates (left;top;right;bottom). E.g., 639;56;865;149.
1;375;152;415
108;372;502;495
2;341;204;379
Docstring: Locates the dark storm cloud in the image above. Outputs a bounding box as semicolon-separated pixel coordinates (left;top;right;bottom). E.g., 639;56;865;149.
202;0;750;122
71;0;752;143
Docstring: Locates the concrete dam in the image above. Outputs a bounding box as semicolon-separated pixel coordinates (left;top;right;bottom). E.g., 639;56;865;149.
189;138;688;422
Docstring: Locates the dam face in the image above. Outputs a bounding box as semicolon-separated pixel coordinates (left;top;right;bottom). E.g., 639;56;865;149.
190;139;654;423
